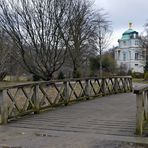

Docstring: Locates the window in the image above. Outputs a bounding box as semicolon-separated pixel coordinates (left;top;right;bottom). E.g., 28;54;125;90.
135;53;138;60
135;41;139;45
134;33;137;38
123;41;126;46
118;50;120;60
123;53;126;61
129;51;131;60
135;64;138;66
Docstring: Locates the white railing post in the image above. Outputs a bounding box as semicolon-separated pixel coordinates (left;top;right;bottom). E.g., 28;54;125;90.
0;89;8;124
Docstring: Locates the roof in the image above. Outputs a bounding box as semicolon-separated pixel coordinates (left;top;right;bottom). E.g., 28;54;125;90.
121;28;138;40
123;29;138;35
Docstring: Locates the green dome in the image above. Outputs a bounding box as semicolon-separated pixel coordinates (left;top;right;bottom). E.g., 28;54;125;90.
123;29;137;35
121;28;138;40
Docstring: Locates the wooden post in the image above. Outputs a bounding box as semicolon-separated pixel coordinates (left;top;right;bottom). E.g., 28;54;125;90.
122;78;126;92
136;92;144;135
124;78;128;92
63;81;70;106
129;78;133;91
0;90;8;124
85;79;90;100
144;91;148;120
146;90;148;120
102;78;106;95
33;85;40;114
114;78;118;93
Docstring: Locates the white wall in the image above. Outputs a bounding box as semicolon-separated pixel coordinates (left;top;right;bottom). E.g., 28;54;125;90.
115;42;145;73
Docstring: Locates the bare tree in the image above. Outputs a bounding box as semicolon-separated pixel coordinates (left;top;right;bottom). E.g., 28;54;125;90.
0;0;69;80
0;28;12;80
94;13;112;77
58;0;98;78
59;0;112;78
0;0;112;79
138;22;148;72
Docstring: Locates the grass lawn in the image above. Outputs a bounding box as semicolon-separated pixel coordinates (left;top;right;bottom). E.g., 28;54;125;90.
0;81;30;88
133;78;148;84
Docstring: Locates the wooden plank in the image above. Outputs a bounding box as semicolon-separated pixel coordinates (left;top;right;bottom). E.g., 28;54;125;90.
3;92;137;146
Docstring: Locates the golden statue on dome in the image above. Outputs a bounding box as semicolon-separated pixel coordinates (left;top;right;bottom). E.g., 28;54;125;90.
129;22;132;29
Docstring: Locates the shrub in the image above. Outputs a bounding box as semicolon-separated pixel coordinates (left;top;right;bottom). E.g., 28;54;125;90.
57;71;65;79
73;70;81;78
127;70;132;75
144;72;148;80
33;75;40;81
132;72;144;79
144;62;148;72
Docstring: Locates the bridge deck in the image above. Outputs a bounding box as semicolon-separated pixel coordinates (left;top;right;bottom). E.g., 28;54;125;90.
0;93;148;148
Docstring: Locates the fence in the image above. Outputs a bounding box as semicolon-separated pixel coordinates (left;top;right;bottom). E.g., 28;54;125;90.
0;76;132;124
134;85;148;135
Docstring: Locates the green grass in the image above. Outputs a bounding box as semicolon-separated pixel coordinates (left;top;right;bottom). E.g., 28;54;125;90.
0;81;28;88
133;78;148;84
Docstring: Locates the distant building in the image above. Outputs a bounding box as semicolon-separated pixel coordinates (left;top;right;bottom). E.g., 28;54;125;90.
115;23;146;73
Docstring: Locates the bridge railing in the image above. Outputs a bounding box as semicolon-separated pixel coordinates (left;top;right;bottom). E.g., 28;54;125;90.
134;85;148;135
0;76;132;124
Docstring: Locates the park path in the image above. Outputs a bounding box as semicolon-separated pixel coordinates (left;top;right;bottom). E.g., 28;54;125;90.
0;87;148;147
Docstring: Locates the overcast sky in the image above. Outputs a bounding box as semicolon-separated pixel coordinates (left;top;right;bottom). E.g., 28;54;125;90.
94;0;148;47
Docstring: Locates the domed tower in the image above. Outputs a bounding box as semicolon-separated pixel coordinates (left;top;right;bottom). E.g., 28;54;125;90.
115;23;146;73
118;23;139;48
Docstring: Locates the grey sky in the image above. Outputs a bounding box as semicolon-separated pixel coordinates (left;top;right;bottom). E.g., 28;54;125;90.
94;0;148;47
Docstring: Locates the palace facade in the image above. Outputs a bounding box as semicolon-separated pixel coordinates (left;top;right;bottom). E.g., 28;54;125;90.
115;23;146;73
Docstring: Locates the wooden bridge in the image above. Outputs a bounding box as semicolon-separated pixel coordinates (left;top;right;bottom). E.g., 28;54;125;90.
0;77;148;147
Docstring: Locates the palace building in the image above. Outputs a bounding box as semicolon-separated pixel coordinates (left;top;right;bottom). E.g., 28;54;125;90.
115;23;146;73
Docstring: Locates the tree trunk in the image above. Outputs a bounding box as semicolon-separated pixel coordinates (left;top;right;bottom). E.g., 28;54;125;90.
73;66;81;78
99;48;102;77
